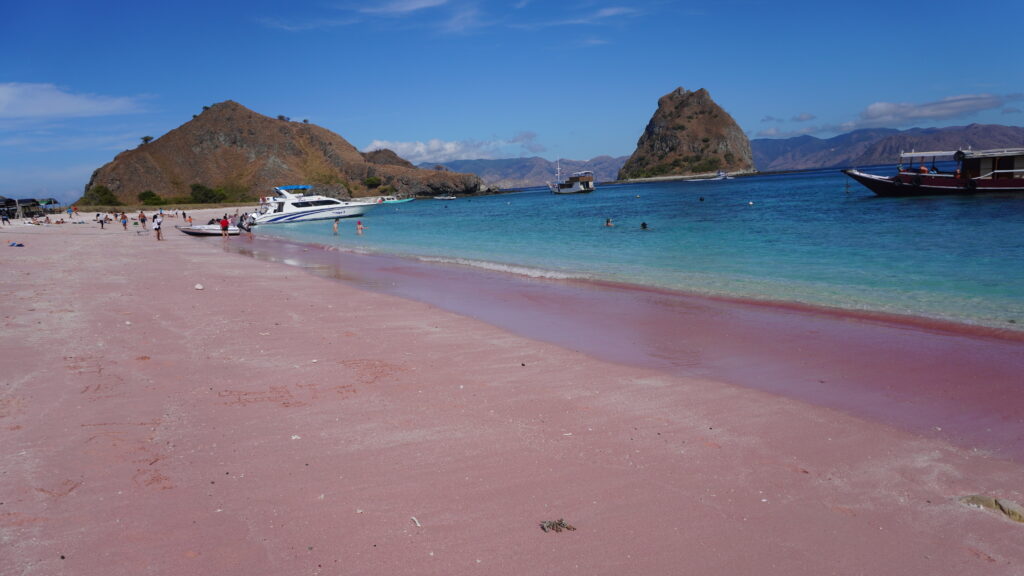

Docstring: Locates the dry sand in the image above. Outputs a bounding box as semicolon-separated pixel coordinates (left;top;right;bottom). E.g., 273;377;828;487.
2;213;1023;575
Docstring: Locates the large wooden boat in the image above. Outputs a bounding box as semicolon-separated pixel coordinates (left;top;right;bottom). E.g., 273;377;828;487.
548;162;595;194
843;148;1024;197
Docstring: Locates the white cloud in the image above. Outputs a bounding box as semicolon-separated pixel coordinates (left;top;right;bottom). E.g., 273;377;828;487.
258;16;356;31
757;93;1016;139
511;5;638;29
365;138;499;163
753;125;821;139
441;7;487;33
594;7;634;18
364;132;546;163
360;0;448;15
858;94;1004;126
0;83;144;119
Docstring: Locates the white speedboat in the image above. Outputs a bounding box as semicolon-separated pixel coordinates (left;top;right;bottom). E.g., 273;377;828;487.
434;194;457;200
367;195;416;204
252;185;378;225
176;224;240;236
548;162;595;194
687;171;731;182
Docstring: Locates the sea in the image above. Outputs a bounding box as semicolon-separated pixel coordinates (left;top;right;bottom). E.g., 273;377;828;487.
248;167;1024;332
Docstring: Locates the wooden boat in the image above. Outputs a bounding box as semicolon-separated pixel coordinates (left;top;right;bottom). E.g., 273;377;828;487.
843;148;1024;197
175;224;240;236
548;162;595;194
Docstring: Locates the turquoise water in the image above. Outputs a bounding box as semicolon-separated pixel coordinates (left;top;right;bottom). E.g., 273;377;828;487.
255;169;1024;330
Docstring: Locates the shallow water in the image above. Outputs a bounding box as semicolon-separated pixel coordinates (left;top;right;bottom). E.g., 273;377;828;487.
254;169;1024;330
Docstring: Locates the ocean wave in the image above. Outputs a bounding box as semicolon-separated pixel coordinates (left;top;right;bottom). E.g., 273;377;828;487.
415;255;588;280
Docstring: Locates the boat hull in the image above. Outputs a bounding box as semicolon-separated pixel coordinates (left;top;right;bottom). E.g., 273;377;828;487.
548;181;595;194
252;203;374;225
843;169;1024;197
176;225;240;236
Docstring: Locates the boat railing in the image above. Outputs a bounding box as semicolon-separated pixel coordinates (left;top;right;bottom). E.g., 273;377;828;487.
972;168;1024;179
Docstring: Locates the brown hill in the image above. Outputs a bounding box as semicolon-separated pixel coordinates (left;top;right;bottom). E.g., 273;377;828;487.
619;87;754;179
79;101;482;205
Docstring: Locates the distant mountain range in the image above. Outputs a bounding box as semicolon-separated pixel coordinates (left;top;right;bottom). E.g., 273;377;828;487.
423;124;1023;187
418;156;628;189
751;124;1024;171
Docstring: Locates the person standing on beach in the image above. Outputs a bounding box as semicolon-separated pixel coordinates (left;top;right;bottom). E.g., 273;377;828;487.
219;216;230;238
1;212;10;225
153;213;163;241
139;211;147;230
120;213;128;230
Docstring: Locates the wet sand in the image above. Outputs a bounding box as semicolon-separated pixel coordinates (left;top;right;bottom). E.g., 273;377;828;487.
2;216;1023;575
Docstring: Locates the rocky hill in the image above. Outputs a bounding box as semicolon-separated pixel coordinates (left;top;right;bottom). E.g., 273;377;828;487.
752;124;1024;171
420;156;628;189
618;87;754;180
79;101;482;205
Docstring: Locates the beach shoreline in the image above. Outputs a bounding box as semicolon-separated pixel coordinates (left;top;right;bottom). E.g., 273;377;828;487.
2;218;1023;575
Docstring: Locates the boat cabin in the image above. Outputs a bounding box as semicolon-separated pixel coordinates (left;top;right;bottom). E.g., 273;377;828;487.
898;148;1024;181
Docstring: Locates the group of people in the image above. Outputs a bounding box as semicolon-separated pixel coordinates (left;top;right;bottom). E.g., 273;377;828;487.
332;218;366;235
92;210;167;239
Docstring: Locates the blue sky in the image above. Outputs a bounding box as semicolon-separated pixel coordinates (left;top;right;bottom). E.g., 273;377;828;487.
2;0;1022;202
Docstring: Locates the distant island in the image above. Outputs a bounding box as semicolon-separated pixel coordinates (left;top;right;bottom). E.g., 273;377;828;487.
75;96;1024;206
618;87;754;180
419;156;628;189
78;101;483;206
424;123;1024;189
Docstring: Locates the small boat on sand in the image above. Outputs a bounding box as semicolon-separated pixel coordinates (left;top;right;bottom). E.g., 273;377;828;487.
843;148;1024;197
176;224;240;236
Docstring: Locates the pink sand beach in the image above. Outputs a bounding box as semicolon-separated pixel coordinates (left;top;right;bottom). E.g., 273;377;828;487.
2;214;1023;575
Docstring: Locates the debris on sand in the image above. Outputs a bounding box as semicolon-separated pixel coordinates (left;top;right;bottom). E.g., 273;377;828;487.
539;518;576;533
960;495;1024;523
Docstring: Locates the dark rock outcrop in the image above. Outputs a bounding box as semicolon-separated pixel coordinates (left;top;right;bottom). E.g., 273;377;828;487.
80;101;482;204
619;87;754;179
